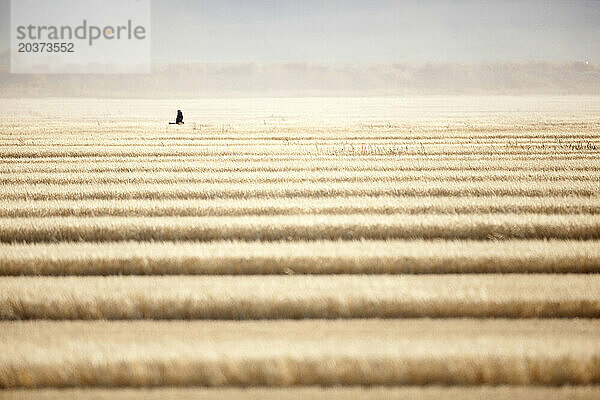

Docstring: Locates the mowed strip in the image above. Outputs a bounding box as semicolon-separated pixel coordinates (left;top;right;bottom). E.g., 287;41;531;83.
4;129;600;139
1;274;599;319
5;387;600;400
2;181;598;200
1;240;599;275
3;157;600;173
3;196;600;217
2;214;600;242
3;169;600;184
4;131;599;142
1;319;600;387
8;137;600;146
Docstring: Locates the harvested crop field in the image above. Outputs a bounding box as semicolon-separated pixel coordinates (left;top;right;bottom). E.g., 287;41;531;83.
1;96;600;398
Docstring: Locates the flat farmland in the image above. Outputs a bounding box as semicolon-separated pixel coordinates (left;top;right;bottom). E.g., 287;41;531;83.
1;96;599;396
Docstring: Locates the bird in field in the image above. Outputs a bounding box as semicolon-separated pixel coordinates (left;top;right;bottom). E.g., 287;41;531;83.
169;110;184;125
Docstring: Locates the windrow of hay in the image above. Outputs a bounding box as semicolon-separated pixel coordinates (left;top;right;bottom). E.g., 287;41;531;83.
1;319;600;387
2;143;479;152
2;153;597;166
2;180;598;200
1;240;599;275
5;122;599;137
2;158;600;173
2;196;599;218
2;214;600;243
3;169;600;184
1;145;597;158
5;130;600;140
1;274;599;319
4;138;600;149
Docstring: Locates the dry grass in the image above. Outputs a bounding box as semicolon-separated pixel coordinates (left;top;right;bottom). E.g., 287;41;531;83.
2;158;599;174
1;240;599;275
5;387;600;400
4;169;600;184
2;144;599;160
2;180;598;201
2;196;599;217
2;214;599;242
1;319;600;387
1;97;600;394
1;274;599;319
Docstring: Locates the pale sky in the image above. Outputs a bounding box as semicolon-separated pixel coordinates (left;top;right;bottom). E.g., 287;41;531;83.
1;0;599;63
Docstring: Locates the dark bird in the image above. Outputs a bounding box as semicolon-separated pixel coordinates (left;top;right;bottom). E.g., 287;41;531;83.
169;110;184;125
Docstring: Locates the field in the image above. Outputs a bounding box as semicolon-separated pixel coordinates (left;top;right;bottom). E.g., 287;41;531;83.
1;96;600;398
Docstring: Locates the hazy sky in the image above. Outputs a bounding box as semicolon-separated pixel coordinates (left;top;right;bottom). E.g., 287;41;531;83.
1;0;599;63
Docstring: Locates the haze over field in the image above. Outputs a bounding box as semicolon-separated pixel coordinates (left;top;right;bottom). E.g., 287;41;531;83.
1;0;599;96
1;62;599;97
